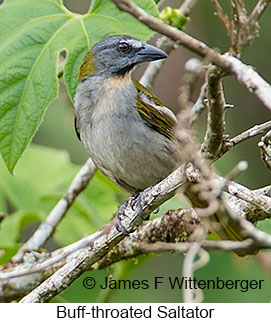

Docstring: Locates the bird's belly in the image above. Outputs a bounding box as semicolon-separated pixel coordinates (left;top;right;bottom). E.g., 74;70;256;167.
82;116;177;192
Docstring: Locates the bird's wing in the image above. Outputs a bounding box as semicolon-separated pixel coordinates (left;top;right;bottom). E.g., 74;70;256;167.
133;79;177;140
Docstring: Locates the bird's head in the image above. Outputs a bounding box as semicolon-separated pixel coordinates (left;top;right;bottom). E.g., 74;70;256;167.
78;35;167;82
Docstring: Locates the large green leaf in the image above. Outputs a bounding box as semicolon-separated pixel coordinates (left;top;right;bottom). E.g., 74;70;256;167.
0;144;123;248
0;0;158;173
0;144;78;210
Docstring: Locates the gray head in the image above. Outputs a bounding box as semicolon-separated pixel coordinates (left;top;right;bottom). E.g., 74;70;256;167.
79;35;167;80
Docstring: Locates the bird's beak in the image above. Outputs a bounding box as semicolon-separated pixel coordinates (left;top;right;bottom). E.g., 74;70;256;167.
135;44;168;63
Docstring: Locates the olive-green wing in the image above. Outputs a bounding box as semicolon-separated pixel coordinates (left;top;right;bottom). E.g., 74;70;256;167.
133;79;177;140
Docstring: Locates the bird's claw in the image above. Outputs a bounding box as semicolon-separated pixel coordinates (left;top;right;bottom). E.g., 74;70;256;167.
115;202;130;235
115;189;151;234
131;190;150;220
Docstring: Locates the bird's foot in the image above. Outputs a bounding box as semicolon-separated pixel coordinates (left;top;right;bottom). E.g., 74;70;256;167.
115;201;130;235
115;189;151;234
131;189;150;221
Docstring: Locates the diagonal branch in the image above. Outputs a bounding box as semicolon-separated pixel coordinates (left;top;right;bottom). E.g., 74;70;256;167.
140;0;199;88
111;0;271;112
12;158;97;263
17;165;187;302
248;0;271;27
224;178;271;214
230;120;271;147
1;170;270;300
210;0;232;39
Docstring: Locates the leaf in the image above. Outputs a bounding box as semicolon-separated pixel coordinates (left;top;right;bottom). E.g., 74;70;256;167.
257;219;271;235
0;244;20;265
0;209;43;245
0;144;123;246
0;0;158;173
0;144;78;210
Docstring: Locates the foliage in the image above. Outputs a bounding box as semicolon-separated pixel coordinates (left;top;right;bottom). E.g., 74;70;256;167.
0;0;158;173
0;144;124;263
0;0;270;303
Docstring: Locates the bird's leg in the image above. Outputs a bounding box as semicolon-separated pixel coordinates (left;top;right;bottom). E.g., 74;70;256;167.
115;188;151;235
131;189;150;220
115;200;130;235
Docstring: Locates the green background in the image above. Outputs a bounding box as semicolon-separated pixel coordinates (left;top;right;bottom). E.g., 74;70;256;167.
0;0;270;302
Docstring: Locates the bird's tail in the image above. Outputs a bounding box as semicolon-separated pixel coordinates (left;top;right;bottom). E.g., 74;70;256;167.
185;185;257;257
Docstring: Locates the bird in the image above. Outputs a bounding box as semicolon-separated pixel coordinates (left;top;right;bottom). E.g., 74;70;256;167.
74;35;250;255
74;35;178;194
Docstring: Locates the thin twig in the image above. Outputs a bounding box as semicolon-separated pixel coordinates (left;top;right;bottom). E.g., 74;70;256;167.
190;83;207;124
112;0;271;111
0;209;200;301
230;120;271;147
140;0;200;88
226;160;248;181
211;0;232;38
179;0;200;16
248;0;271;27
12;158;96;263
258;129;271;171
140;239;256;254
182;228;208;303
17;164;187;302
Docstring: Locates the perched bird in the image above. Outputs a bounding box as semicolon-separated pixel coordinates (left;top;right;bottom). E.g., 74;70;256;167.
74;35;250;255
74;35;178;193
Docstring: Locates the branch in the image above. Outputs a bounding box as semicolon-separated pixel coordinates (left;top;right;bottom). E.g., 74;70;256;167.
255;185;271;197
1;193;267;302
140;238;257;254
210;0;232;39
190;82;208;124
17;164;187;302
1;173;270;301
211;0;271;55
258;129;271;171
223;195;271;248
0;208;199;301
248;0;271;27
179;0;200;16
112;0;271;111
230;120;271;147
224;178;271;214
185;162;271;217
201;66;226;158
12;158;96;263
140;0;199;88
182;229;208;303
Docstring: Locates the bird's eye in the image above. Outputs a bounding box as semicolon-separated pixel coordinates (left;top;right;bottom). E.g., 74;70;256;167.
119;42;130;52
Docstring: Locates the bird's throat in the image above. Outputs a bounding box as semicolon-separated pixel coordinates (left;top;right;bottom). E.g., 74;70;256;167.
102;73;132;91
